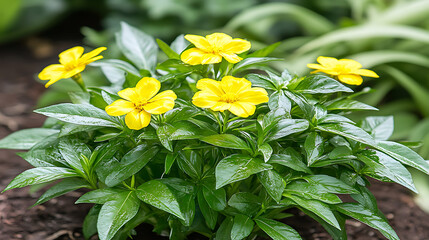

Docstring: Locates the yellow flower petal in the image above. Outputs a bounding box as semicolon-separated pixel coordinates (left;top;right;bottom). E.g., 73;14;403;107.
135;77;161;101
317;56;338;68
143;99;175;114
105;100;135;116
211;102;231;111
196;78;223;96
118;88;140;102
307;63;326;70
338;59;362;70
181;48;222;65
80;47;107;63
220;76;251;95
351;69;379;78
206;33;232;49
125;109;151;130
150;90;177;102
61;65;86;79
338;74;363;85
222;39;251;54
219;53;242;63
229;102;256;118
59;46;84;65
184;35;212;51
192;91;220;108
238;88;269;104
38;64;66;80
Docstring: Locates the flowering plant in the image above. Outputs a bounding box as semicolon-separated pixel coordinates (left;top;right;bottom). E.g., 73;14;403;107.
1;22;428;240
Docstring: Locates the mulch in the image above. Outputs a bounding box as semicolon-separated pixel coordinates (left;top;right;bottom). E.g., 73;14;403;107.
1;39;429;240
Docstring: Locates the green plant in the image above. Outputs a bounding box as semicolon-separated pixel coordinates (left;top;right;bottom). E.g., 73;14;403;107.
2;22;428;240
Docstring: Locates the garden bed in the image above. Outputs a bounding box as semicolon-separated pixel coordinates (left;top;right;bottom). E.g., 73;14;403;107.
1;40;429;240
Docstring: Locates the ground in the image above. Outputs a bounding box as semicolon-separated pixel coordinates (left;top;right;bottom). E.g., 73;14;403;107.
1;39;429;240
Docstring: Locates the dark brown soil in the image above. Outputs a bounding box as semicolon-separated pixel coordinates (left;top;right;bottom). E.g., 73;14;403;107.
1;40;429;240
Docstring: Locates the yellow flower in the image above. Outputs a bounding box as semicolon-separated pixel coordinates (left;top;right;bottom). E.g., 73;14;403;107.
307;56;379;85
192;76;268;118
38;46;106;87
181;33;251;65
105;77;177;130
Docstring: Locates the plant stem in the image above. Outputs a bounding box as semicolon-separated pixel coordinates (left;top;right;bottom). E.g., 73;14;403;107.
71;73;87;92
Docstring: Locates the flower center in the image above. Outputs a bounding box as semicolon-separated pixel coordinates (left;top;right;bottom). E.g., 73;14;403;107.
133;101;148;111
333;64;352;74
220;93;238;103
64;62;79;71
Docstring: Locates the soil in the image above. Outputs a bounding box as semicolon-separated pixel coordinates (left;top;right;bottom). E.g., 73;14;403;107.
1;40;429;240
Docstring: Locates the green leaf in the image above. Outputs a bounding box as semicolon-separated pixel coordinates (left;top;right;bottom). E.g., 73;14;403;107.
246;74;277;90
258;143;273;162
285;181;342;204
304;132;324;166
76;188;124;204
268;91;291;112
376;141;429;175
258;170;285;203
316;123;376;147
247;42;281;58
197;190;218;230
255;217;302;240
177;150;202;179
34;178;89;206
216;217;233;240
136;180;185;220
116;22;157;73
265;119;309;142
156;38;180;59
228;192;261;217
303;175;358;194
231;214;254;240
105;144;158;187
0;128;59;150
90;59;140;76
59;123;102;137
168;121;205;140
201;134;250;151
358;151;416;193
335;203;399;240
286;194;340;229
170;34;188;54
360;116;394;141
4;167;78;191
215;154;272;189
294;75;352;94
327;99;377;111
156;124;173;151
59;138;91;174
35;103;121;128
83;205;101;240
164;152;177;175
269;151;312;174
97;191;140;240
202;184;226;212
231;57;281;75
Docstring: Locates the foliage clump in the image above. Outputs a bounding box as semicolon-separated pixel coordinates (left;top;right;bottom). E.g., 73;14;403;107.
1;22;428;240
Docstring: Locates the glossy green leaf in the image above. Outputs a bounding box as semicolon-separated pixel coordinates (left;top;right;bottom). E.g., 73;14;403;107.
228;192;261;217
215;217;233;240
255;217;302;240
202;184;226;211
231;57;281;75
376;141;429;175
304;132;324;166
76;188;125;204
265;119;309;142
335;203;399;240
97;191;140;240
316;123;376;147
197;190;217;230
156;38;180;59
286;194;340;229
201;134;250;151
258;143;273;162
0;128;59;150
361;116;394;141
268;91;291;112
285;181;342;204
215;154;272;189
303;175;358;194
105;144;158;187
258;170;285;203
116;22;157;73
246;74;277;90
269;151;312;174
327;99;377;111
231;214;254;240
35;103;121;128
4;167;78;191
294;75;352;94
83;205;101;240
177;150;202;179
59;138;91;173
90;59;140;76
34;178;89;206
247;42;281;58
136;180;185;220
